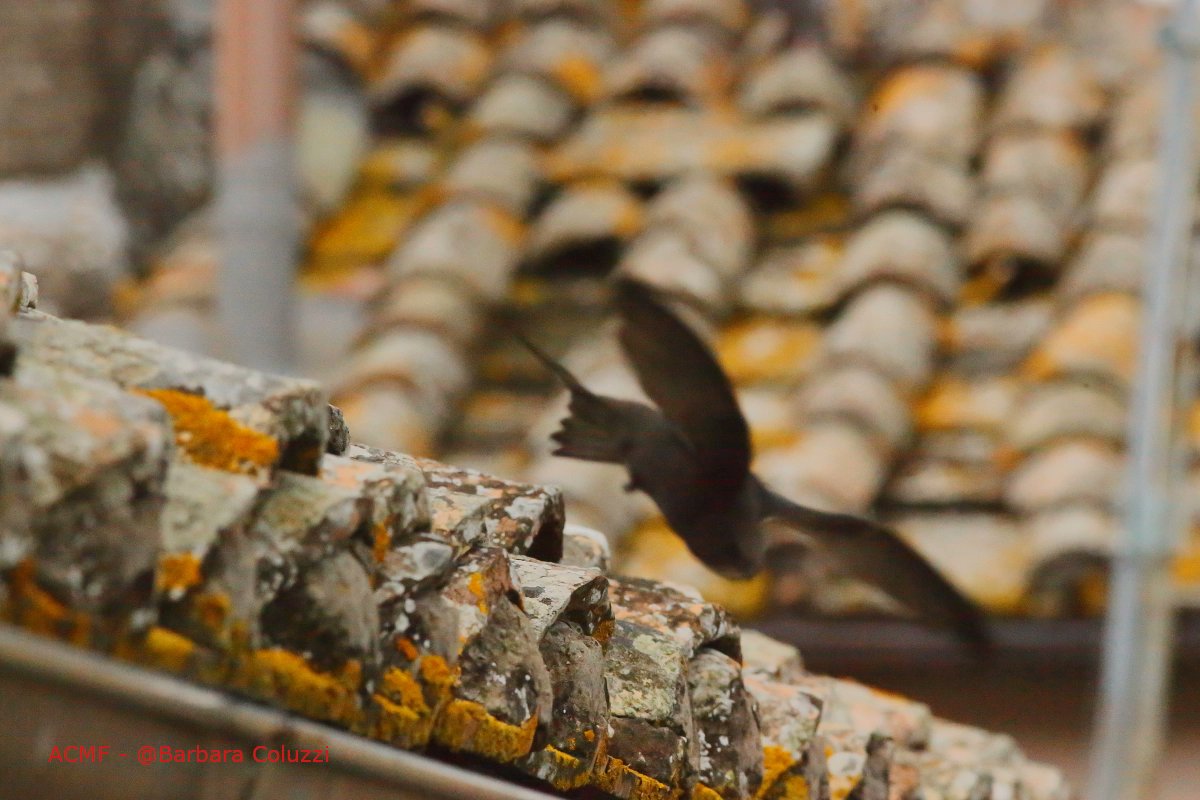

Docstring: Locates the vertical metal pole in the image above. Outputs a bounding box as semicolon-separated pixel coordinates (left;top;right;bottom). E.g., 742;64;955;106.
214;0;298;373
1088;3;1200;798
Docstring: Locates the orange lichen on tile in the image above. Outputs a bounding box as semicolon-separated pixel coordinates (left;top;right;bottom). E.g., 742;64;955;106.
306;190;421;274
1021;293;1139;385
432;698;539;763
467;570;490;614
372;664;440;748
155;553;203;598
192;590;233;639
554;55;603;103
764;195;852;241
136;389;279;475
690;783;723;800
528;745;592;791
716;319;822;386
756;745;799;799
117;626;201;676
3;561;92;646
1176;547;1200;585
594;756;675;800
373;522;391;564
237;649;365;727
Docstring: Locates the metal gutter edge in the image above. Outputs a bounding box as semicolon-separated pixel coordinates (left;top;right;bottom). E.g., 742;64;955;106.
0;623;557;800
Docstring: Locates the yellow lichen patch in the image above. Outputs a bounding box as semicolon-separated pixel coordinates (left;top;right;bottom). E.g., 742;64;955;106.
4;561;92;646
432;698;538;763
193;590;232;638
136;389;279;475
419;654;457;701
764;773;812;800
618;518;770;621
690;783;723;800
155;553;203;598
394;636;420;662
306;190;419;270
372;665;437;748
764;195;852;241
1175;548;1200;585
553;55;603;103
716;319;821;387
372;522;391;564
914;376;1016;433
1022;293;1139;385
528;745;592;791
237;649;364;727
467;571;490;615
121;626;199;675
594;756;674;800
756;745;798;798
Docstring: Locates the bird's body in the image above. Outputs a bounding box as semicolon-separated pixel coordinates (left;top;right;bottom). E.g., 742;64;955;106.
522;279;990;650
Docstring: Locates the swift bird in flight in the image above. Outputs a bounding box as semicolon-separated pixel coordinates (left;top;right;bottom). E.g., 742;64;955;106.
522;278;989;651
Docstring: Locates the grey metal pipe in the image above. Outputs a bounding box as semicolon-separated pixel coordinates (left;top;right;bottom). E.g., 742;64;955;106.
1087;2;1200;798
0;624;557;800
213;0;298;374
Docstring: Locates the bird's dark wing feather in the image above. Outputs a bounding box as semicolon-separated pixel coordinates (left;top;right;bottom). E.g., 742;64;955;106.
759;488;991;653
612;279;751;492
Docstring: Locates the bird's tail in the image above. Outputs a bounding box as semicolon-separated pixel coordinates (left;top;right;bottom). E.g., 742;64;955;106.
516;333;630;464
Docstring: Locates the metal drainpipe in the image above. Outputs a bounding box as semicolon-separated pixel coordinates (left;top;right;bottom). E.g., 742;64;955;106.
1088;1;1200;798
213;0;298;374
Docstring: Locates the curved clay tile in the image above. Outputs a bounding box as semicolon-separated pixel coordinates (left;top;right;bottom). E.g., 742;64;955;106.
737;386;801;452
854;64;983;165
795;363;912;452
335;328;472;415
714;317;823;386
980;130;1089;224
548;107;837;191
964;193;1072;274
914;375;1020;435
1021;292;1139;387
739;45;857;125
1005;439;1123;514
405;0;503;29
940;298;1054;372
1024;504;1118;616
513;0;615;24
605;25;733;106
886;454;1006;507
645;174;754;281
1089;157;1157;232
822;283;938;391
466;74;576;142
1006;381;1127;454
1105;80;1200;160
754;421;888;513
616;228;727;311
370;25;493;107
851;148;975;229
387;200;525;302
1059;231;1144;302
890;513;1028;614
992;45;1105;133
834;210;960;306
334;382;437;455
301;1;380;77
358;138;440;190
442;137;543;214
500;18;616;104
366;274;482;348
525;179;644;265
739;236;842;316
642;0;750;36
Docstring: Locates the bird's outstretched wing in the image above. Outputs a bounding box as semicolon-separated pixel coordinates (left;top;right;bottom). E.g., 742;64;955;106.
612;279;751;496
758;487;992;653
